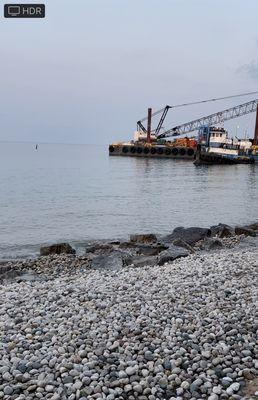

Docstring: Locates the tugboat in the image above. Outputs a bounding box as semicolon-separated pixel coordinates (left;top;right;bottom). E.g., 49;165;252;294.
194;126;255;165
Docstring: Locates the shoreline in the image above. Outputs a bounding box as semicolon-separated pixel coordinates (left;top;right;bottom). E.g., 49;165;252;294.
0;222;258;279
1;219;258;263
0;223;257;399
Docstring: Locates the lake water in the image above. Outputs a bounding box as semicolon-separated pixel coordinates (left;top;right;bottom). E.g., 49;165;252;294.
0;142;257;259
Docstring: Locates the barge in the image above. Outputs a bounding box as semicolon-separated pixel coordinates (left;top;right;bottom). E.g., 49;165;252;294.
109;107;197;160
109;97;258;163
109;135;197;159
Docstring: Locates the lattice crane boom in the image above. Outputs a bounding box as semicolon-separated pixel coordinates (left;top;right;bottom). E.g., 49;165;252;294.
157;99;258;139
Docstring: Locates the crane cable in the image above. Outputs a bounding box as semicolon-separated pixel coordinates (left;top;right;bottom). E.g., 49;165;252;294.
139;90;258;122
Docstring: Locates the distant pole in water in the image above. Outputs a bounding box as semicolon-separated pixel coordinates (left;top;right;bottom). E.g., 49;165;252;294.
35;144;38;150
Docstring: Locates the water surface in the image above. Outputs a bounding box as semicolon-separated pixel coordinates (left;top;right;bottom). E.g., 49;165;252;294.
0;142;257;259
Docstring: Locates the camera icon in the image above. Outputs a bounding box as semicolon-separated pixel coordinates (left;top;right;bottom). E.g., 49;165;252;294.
7;5;20;16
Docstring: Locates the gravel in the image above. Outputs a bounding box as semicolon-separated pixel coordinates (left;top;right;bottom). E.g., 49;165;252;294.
0;248;257;399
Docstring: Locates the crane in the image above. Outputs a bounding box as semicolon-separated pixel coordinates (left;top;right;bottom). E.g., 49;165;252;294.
137;90;258;134
157;99;258;139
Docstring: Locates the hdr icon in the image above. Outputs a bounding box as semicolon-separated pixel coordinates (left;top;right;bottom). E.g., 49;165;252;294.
4;4;45;18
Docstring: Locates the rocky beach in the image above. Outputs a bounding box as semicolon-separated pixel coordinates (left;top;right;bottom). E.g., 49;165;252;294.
0;223;257;400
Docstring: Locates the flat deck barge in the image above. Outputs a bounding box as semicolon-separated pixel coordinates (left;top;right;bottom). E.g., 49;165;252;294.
109;142;196;159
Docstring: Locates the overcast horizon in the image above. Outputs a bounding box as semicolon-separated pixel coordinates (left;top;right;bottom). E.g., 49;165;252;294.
1;0;258;145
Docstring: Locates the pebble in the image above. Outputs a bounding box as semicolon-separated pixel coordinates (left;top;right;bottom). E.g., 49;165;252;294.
3;386;13;395
0;248;257;399
208;395;219;400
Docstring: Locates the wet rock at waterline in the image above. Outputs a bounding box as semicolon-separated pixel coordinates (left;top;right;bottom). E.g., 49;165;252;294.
85;241;117;255
40;242;76;256
130;233;158;244
245;222;258;231
162;226;211;246
235;226;257;237
210;223;235;238
136;244;168;256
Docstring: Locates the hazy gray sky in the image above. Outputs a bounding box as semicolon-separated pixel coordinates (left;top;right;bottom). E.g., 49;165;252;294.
1;0;258;144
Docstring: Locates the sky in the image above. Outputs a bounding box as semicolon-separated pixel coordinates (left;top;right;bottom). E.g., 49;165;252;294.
0;0;258;144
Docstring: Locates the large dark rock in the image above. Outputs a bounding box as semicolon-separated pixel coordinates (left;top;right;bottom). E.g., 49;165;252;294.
245;222;258;231
90;252;123;271
0;264;12;275
235;226;256;237
119;240;168;257
85;242;114;254
162;227;211;246
210;224;235;238
130;234;157;244
119;241;139;250
201;237;223;251
123;255;158;268
172;239;195;253
0;266;41;284
40;243;76;256
158;247;188;266
117;242;140;260
136;244;168;256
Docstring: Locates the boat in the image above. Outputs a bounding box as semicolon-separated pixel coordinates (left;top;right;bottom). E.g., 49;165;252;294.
194;126;255;165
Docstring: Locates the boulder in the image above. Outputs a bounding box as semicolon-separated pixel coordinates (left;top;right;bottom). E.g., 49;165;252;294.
162;227;211;246
210;224;235;238
0;264;12;275
235;226;256;237
123;255;158;268
245;222;258;231
201;237;223;250
119;241;168;257
130;234;157;244
90;252;123;271
172;239;195;253
158;247;188;266
136;244;168;256
2;270;39;283
119;241;139;250
40;243;75;256
85;242;114;254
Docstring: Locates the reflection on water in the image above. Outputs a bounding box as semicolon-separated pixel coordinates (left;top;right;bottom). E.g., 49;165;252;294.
0;142;257;258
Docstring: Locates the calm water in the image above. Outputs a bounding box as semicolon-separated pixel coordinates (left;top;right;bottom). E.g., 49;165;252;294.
0;142;257;259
